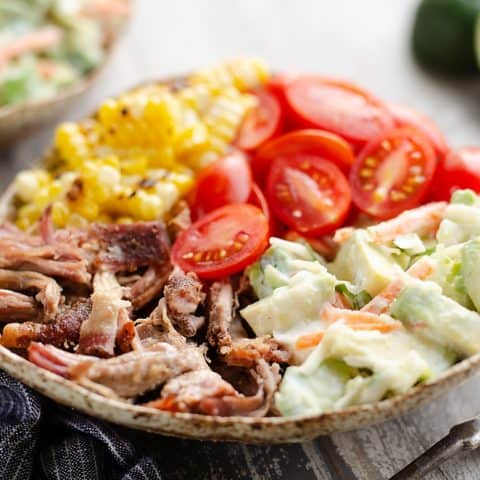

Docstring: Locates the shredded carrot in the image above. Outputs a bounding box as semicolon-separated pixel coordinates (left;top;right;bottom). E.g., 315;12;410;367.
333;202;447;245
83;0;130;18
321;305;402;332
295;332;325;350
0;27;62;64
37;60;59;80
362;257;434;314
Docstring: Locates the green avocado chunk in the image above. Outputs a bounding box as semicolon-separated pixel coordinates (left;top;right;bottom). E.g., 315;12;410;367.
390;281;480;357
329;230;404;296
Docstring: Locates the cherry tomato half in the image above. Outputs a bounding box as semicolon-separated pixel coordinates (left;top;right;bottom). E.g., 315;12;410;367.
285;76;395;147
350;126;436;219
235;89;283;151
172;204;269;279
266;154;351;235
253;129;355;186
387;103;449;161
249;182;270;222
429;147;480;201
189;150;252;219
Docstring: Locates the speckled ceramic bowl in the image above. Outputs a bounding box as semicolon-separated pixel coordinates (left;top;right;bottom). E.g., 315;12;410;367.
1;344;480;443
1;74;480;443
0;4;131;146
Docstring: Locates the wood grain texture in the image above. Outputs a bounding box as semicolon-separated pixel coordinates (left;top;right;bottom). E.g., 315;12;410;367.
2;0;480;478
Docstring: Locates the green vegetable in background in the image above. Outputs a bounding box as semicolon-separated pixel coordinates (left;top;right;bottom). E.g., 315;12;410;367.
412;0;480;73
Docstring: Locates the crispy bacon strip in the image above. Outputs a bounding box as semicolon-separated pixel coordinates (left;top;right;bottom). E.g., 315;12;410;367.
28;342;95;378
78;272;130;358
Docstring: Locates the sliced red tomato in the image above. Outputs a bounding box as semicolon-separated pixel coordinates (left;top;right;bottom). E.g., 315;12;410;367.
285;76;394;147
266;155;351;235
189;150;252;219
172;204;269;279
429;147;480;201
235;89;283;151
253;129;355;186
350;126;436;219
248;182;270;221
387;103;449;161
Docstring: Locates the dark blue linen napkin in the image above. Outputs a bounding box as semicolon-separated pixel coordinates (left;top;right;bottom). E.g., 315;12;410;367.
0;370;162;480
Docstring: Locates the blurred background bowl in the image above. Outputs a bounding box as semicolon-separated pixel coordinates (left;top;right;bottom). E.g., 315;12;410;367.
0;1;132;147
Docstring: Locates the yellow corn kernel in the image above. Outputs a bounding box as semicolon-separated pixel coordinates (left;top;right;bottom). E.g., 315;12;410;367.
70;199;99;221
190;57;269;92
166;169;195;195
51;201;70;228
132;191;165;220
14;169;51;203
120;155;148;175
117;216;134;224
55;123;90;166
16;204;42;229
68;213;89;228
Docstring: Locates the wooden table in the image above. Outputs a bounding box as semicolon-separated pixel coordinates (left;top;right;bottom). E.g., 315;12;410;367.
3;1;480;478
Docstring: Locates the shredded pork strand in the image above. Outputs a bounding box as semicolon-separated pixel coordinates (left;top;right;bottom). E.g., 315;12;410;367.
147;360;281;417
164;267;206;337
0;269;62;318
206;279;233;353
70;342;206;398
0;289;40;322
78;272;130;358
128;263;172;310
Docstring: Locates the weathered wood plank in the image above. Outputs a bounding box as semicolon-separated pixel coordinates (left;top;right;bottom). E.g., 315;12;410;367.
331;375;480;479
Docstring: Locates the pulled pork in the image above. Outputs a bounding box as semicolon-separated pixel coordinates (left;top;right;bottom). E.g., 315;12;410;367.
146;360;281;417
0;216;287;418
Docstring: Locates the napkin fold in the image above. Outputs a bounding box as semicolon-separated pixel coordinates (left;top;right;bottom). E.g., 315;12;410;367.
0;371;162;480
